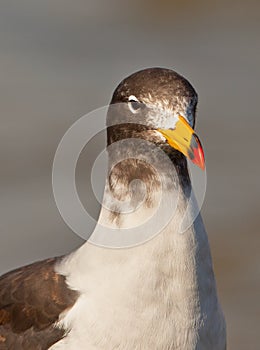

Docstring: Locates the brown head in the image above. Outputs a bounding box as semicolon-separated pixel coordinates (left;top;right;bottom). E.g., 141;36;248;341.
107;67;204;170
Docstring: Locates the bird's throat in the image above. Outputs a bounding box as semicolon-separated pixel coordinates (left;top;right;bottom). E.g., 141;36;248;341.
97;150;191;231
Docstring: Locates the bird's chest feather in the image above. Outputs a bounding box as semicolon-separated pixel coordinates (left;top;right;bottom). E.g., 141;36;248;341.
50;227;220;350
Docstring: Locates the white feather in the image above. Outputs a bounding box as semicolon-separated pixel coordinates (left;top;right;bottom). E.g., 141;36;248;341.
50;184;226;350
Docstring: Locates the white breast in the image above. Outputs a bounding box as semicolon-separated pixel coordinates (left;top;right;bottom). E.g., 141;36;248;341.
50;198;226;350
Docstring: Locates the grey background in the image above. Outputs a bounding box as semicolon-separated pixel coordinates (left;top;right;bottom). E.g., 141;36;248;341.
0;1;259;349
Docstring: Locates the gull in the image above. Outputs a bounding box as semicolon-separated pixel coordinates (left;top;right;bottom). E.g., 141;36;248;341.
0;67;226;349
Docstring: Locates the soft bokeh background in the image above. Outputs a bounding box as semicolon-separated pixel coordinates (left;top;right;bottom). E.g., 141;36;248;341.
0;1;259;348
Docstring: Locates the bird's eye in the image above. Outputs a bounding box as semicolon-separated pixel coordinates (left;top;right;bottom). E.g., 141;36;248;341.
128;95;143;113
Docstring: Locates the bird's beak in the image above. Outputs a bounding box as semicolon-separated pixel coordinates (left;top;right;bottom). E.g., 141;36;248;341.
157;116;205;170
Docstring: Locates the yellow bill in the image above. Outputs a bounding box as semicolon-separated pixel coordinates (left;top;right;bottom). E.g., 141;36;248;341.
158;116;205;170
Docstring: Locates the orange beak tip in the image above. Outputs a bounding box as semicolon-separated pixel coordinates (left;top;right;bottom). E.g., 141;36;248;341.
194;147;205;170
191;135;205;170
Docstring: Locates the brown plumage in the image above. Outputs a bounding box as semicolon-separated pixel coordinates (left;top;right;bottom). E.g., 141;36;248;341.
0;258;78;350
0;67;225;349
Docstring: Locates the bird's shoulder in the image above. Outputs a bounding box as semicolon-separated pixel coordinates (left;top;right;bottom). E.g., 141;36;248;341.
0;257;78;350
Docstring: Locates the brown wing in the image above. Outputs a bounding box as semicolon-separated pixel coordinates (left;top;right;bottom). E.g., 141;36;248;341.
0;257;78;350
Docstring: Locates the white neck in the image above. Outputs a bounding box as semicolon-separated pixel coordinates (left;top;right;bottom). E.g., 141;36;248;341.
55;160;226;350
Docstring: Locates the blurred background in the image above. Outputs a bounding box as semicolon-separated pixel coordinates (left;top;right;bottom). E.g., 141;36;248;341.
0;1;259;348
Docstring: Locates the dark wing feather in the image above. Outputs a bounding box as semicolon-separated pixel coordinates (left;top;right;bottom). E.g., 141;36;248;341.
0;257;78;350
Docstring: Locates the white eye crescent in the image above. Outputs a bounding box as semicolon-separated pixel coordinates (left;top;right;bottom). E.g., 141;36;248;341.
128;95;142;113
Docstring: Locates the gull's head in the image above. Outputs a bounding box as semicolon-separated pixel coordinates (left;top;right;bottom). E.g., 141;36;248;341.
107;67;204;170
